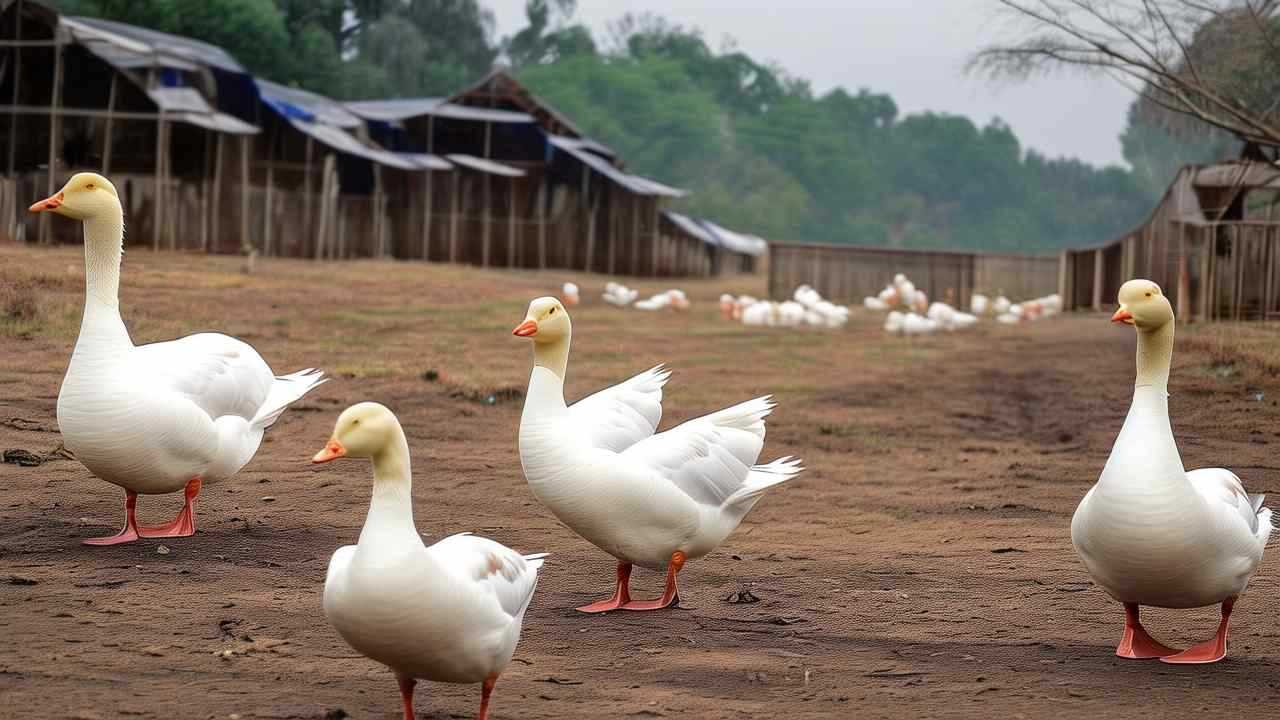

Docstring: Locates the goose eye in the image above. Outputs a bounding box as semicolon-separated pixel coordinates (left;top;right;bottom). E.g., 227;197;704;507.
549;307;556;315
1145;292;1152;297
86;183;95;190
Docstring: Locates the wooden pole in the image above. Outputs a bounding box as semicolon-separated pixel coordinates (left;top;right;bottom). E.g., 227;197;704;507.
101;73;117;174
608;188;617;275
211;132;224;253
152;115;164;251
372;164;383;257
263;127;276;256
43;29;64;245
449;171;460;263
581;165;594;272
507;178;516;267
1091;248;1104;311
303;135;314;254
537;177;547;270
630;193;640;276
239;135;250;254
422;170;433;260
482;123;492;266
651;199;660;276
6;0;22;180
200;129;211;252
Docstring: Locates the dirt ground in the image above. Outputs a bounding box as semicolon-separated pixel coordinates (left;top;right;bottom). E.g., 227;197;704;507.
3;244;1280;720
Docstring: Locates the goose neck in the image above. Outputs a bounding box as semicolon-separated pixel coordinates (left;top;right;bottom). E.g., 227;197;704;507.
82;211;124;309
1134;322;1174;393
359;430;417;543
532;335;570;381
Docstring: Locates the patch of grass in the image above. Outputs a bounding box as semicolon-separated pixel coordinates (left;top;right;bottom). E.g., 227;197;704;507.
1181;323;1280;377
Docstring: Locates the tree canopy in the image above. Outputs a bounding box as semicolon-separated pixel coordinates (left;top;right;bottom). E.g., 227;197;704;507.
48;0;1173;252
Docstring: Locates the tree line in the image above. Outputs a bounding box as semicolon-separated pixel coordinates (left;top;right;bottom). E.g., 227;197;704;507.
52;0;1263;252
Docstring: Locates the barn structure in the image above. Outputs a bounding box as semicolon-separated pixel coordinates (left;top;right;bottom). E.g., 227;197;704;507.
1060;160;1280;322
0;2;763;277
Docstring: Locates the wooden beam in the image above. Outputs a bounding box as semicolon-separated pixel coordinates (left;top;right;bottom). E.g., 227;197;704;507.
582;165;594;272
303;135;314;254
537;177;547;270
211;132;223;252
262;126;276;257
482;122;492;266
651;200;660;276
421;170;433;260
450;171;460;263
5;0;22;179
630;193;640;276
239;135;250;255
200;129;211;252
1091;248;1104;311
42;29;64;245
0;104;178;120
507;178;516;267
152;115;164;251
101;72;117;174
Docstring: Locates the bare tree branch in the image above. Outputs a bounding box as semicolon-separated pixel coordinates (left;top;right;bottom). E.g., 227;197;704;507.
971;0;1280;148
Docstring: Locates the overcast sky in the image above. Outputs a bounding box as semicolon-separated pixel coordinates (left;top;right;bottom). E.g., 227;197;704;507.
484;0;1136;168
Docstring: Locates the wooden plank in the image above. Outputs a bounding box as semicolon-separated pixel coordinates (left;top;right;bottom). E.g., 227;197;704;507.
651;201;660;276
303;135;314;254
482;122;492;267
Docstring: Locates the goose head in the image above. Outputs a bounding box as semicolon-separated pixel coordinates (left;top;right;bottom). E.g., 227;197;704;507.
1112;279;1172;330
513;296;571;344
313;402;400;463
29;172;120;221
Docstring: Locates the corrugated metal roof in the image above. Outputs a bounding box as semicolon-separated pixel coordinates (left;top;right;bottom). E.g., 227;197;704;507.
148;86;211;114
445;154;526;177
397;153;453;171
544;134;616;158
700;220;768;256
663;211;718;247
173;111;259;135
345;98;535;124
257;78;363;129
65;16;246;74
548;136;685;197
289;120;419;170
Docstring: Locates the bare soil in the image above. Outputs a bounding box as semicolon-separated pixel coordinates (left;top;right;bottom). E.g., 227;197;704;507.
2;245;1280;720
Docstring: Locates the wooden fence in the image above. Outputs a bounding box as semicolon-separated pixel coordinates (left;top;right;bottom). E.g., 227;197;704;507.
768;242;1060;308
1062;221;1280;322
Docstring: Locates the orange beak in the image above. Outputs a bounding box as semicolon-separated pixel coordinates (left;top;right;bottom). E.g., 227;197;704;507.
312;437;347;464
512;319;538;337
1111;307;1134;325
28;191;64;213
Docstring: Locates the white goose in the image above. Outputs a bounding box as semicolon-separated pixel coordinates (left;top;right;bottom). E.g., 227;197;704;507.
30;173;326;545
314;402;545;720
1072;279;1271;664
513;297;802;612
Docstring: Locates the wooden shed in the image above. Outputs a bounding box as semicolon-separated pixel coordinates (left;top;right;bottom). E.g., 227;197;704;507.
0;1;260;250
1060;161;1280;321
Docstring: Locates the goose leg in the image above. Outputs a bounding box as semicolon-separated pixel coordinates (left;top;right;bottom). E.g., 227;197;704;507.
477;675;497;720
397;676;416;720
139;478;201;538
1161;597;1234;665
622;551;686;611
82;490;142;546
576;561;633;613
1116;603;1178;659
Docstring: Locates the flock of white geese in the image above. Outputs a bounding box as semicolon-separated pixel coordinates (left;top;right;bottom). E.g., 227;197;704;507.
861;272;1064;335
20;171;1273;720
719;285;852;329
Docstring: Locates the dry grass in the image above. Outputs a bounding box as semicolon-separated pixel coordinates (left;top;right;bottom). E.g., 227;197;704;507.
1180;321;1280;377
